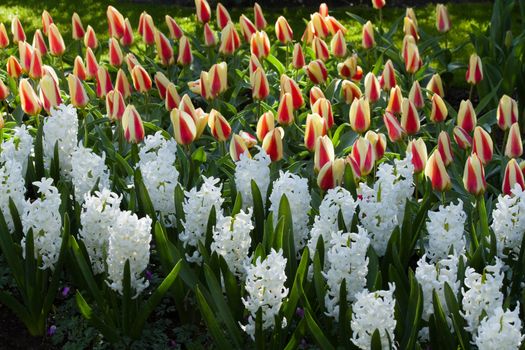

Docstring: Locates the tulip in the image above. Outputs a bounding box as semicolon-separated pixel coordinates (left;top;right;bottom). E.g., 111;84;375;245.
85;47;99;78
453;126;472;150
256;111;275;141
193;108;209;140
6;56;23;78
407;138;427;173
437;131;453;166
203;23;217;47
383;111;404;142
403;17;419;41
115;69;132;99
426;74;444;97
11;16;26;43
43;65;59;85
179;94;197;120
125;53;139;72
372;0;386;9
131;65;152;93
436;4;451;33
154;72;169;100
84;26;98;49
430;94;448;123
304;113;326;151
121;18;134;47
106;90;125;121
280;75;304;109
18;41;33;73
301;21;315;45
386;86;403;114
503;159;525;195
165;83;181;111
362;21;375;49
320;3;329;17
216;3;231;30
472;126;493;165
497;95;518;130
318;159;345;191
337;55;358;79
0;23;9;48
139;12;155;45
365;130;387;161
312;98;334;129
219;22;241;55
404;36;420;73
230;134;249;161
96;67;113;99
466;54;483;85
346;155;362;180
401;98;420;135
349;97;371;134
292;43;305;69
311;13;329;39
239;15;257;42
41;10;53;36
425;151;451;191
170;108;197;145
48;24;65;56
364;72;380;103
314;135;335;173
122;105;145;143
195;0;211;23
351;137;375;176
380;60;396;91
330;30;346;58
208;109;232;142
312;37;330;62
409;80;425;110
505;122;523;158
521;161;525;180
209;62;228;97
406;8;418;27
354;66;364;81
29;48;43;80
463;154;486;195
155;30;173;66
277;93;294;126
251;67;270;101
254;3;267;30
456;99;476;134
177;36;193;65
326;16;346;35
71;13;85;40
0;80;9;101
250;31;271;59
275;16;293;44
39;75;61;113
238;131;257;149
107;5;125;38
249;54;262;79
310;86;325;107
107;38;124;67
166;15;183;40
262;127;284;162
19;79;42;116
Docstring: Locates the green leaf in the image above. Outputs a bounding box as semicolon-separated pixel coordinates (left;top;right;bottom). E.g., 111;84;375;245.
444;282;471;350
266;54;285;76
283;318;306;350
134;168;156;220
122;260;132;335
430;289;456;350
34;123;45;180
251;180;265;249
283;248;309;324
191;146;207;163
400;270;423;350
204;205;217;250
231;191;242;217
338;279;351;349
255;308;264;350
0;207;24;287
195;285;231;349
219;256;243;321
370;329;383;350
75;291;119;343
304;309;335;350
278;195;297;283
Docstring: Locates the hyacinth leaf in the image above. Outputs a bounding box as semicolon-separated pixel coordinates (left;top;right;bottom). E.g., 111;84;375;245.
195;285;231;349
366;245;382;291
370;328;382;350
430;290;456;350
218;256;243;321
283;248;308;324
313;250;327;315
9;197;23;243
304;308;335;350
204;205;216;250
283;318;306;350
400;270;423;350
231;191;242;217
191;146;207;163
23;229;37;321
34;122;45;180
75;291;119;343
50;141;60;184
343;164;358;198
444;282;471;350
134;169;156;221
510;233;525;300
174;184;185;232
0;291;32;334
277;195;297;283
130;260;182;339
266;54;285;76
0;207;24;288
263;213;274;252
338;279;351;349
251;179;265;248
255;308;264;350
122;260;132;335
112;151;134;177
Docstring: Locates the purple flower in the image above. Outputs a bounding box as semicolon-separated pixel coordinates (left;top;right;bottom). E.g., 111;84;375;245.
47;325;57;336
169;339;177;348
61;286;70;297
145;270;153;281
295;307;304;318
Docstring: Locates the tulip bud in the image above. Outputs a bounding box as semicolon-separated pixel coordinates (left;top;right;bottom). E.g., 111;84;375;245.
472;126;493;165
349;97;371;134
72;13;85;40
39;75;61;113
122;105;145;143
262;127;284;162
310;12;329;39
250;67;269;101
219;22;241;55
208;109;232;142
179;94;196;120
84;25;98;49
209;62;228;97
437;131;453;166
314;135;335;173
177;36;193;65
312;98;334;129
131;65;152;93
320;3;329;17
250;31;270;59
18;41;32;73
165;15;183;40
193;108;209;140
365;130;387;161
0;23;9;48
426;73;444;97
195;0;211;23
292;43;305;69
403;36;420;74
203;23;217;47
239;15;257;43
29;48;43;80
43;65;59;85
353;65;363;81
406;8;418;25
326;16;346;35
497;95;518;130
66;74;89;108
364;72;381;103
362;21;375;49
318;159;345;191
383;111;404;142
312;37;330;62
280;75;304;109
401;98;420;135
85;47;98;79
379;60;396;91
310;86;325;106
306;60;329;85
32;30;47;56
154;30;174;66
407;138;427;173
436;4;451;33
403;17;419;41
503;159;525;195
277;93;294;126
330;30;346;58
216;3;231;30
463;153;486;195
304;113;326;151
96;66;113;99
19;79;42;116
139;12;155;45
48;24;65;56
254;3;267;30
456;99;476;134
408;80;425;110
351;137;375;176
386;86;403;114
341;80;362;104
107;38;123;67
41;10;53;36
165;83;181;111
154;72;170;100
106;89;125;121
466;54;483;85
302;22;315;45
0;80;10;101
257;111;275;141
230;134;249;161
425;151;451;191
170;108;196;145
107;5;125;38
372;0;386;9
115;69;131;99
337;55;357;79
11;16;26;43
430;94;448;123
453;126;472;150
275;16;293;44
505;122;523;158
7;56;23;78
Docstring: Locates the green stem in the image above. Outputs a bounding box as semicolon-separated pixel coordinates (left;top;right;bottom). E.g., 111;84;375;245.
468;84;474;101
477;195;490;243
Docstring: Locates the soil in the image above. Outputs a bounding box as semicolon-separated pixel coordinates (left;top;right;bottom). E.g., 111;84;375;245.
0;304;55;350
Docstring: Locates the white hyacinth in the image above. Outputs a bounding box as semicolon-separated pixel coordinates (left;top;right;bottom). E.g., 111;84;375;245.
351;283;397;350
415;254;460;322
323;227;370;318
307;186;358;260
425;200;466;262
0;125;33;175
180;176;224;264
21;178;62;270
241;249;288;339
79;189;122;274
491;184;525;259
461;258;505;333
211;208;253;278
269;171;311;251
71;143;111;203
138;132;179;226
106;210;152;296
43;104;79;178
234;149;271;208
474;305;524;350
0;160;26;231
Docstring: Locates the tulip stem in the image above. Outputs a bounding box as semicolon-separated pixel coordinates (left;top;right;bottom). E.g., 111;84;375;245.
257;99;262;118
477;195;490;243
285;44;289;72
441;191;446;204
145;91;150;120
379;9;383;33
468;84;474;101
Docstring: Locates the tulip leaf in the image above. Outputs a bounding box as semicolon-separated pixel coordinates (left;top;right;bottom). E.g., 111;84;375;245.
266;54;285;76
